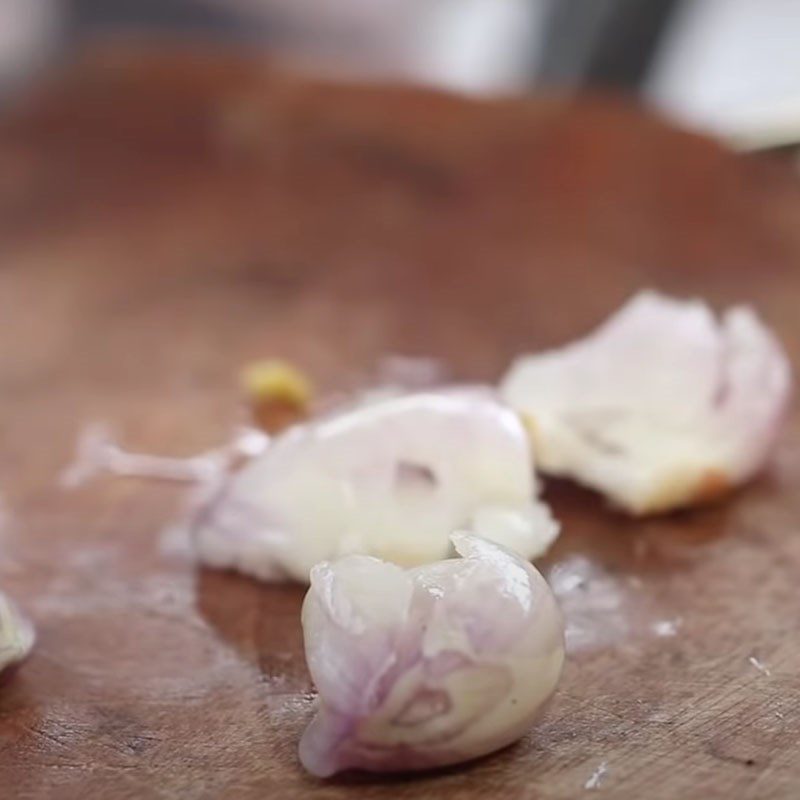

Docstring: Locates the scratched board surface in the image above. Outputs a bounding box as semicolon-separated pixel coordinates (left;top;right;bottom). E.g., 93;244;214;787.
1;48;799;800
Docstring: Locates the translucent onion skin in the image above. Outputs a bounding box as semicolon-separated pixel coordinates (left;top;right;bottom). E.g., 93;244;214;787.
0;593;34;676
193;392;559;583
500;291;792;514
299;534;565;777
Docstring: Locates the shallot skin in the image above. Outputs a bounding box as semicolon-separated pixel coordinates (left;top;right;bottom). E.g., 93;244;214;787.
299;534;565;777
0;593;34;676
500;291;792;514
193;392;559;582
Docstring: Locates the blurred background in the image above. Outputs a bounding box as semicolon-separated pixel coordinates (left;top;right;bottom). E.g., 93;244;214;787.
0;0;799;152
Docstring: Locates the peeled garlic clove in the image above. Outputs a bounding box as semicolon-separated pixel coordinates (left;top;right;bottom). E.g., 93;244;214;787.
299;533;565;776
193;392;559;582
500;291;791;514
0;592;34;676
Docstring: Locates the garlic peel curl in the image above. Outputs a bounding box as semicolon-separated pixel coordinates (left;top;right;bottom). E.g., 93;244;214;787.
193;392;559;582
299;534;565;776
500;291;791;514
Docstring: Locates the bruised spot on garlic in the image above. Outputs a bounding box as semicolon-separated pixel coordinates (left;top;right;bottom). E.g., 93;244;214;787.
500;291;791;515
299;534;565;777
0;592;34;676
192;392;559;582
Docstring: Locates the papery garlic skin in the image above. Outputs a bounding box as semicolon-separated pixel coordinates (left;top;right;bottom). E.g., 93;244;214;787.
193;392;559;582
299;534;565;777
0;593;34;675
500;291;791;514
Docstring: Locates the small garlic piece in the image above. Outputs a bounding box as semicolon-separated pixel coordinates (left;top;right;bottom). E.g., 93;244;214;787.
500;291;791;514
193;392;558;582
0;592;34;676
299;534;565;776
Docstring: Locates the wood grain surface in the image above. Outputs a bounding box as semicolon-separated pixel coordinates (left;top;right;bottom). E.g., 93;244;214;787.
1;47;800;800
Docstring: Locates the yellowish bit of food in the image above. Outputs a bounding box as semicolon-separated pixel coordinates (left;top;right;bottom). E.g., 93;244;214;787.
241;359;313;433
241;359;313;406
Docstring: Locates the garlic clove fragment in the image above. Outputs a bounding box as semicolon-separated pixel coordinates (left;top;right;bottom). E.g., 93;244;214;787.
299;533;565;776
0;592;34;676
500;291;791;514
193;392;559;582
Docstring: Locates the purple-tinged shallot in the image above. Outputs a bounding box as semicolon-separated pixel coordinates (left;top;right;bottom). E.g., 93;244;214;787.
299;533;565;776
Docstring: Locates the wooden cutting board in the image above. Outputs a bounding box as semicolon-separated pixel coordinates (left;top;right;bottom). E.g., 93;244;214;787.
1;47;799;800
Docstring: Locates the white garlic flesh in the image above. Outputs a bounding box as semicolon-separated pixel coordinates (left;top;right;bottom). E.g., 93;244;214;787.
0;593;34;676
299;533;565;776
500;291;791;514
193;392;559;582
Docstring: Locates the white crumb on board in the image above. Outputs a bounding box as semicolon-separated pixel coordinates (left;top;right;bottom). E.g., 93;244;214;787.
652;618;682;637
748;655;772;676
584;761;608;790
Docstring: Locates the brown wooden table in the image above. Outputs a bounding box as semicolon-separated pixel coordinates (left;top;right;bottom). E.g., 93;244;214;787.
1;48;799;800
